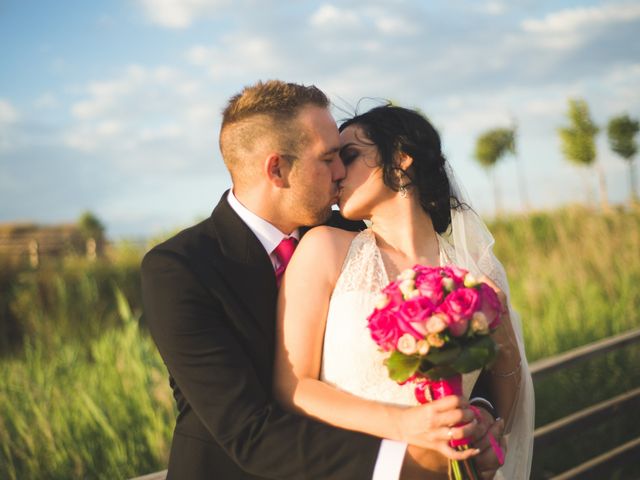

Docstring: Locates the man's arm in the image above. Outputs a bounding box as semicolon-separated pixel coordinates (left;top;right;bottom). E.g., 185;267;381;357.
141;249;380;479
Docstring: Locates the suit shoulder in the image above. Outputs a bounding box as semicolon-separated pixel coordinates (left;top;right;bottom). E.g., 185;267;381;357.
142;217;218;268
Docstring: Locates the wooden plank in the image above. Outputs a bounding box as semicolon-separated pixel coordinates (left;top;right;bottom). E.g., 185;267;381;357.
129;469;167;480
534;387;640;448
530;328;640;381
550;436;640;479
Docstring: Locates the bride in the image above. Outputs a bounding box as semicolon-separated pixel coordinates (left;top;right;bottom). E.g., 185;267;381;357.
273;104;534;478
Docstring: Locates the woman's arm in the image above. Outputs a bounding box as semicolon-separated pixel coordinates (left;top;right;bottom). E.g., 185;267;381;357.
273;226;478;460
480;276;522;433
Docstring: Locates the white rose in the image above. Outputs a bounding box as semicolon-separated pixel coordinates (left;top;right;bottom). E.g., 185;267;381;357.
426;314;447;334
464;274;479;288
416;339;430;356
399;279;415;298
471;312;489;334
442;277;455;291
398;268;416;281
375;293;390;310
397;333;418;355
407;289;421;299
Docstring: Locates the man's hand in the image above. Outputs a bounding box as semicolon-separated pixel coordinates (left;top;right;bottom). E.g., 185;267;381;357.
471;407;506;480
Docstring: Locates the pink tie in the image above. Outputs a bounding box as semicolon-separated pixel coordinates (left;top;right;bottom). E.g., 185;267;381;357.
273;237;298;287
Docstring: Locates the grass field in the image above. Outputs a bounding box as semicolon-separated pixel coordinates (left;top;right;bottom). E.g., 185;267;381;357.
0;205;638;479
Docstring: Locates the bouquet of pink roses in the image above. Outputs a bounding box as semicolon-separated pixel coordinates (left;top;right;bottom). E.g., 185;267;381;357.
367;265;503;480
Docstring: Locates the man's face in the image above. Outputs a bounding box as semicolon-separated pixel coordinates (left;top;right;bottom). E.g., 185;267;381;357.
283;106;345;227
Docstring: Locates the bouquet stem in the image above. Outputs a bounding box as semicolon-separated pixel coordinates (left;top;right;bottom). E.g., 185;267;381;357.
414;374;479;480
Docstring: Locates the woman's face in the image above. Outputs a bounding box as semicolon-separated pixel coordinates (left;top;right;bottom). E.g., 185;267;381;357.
338;125;393;220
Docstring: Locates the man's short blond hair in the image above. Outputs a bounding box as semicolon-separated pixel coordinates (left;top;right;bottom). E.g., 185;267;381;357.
219;80;329;183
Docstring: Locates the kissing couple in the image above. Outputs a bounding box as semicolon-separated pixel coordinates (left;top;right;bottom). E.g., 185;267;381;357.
142;80;535;479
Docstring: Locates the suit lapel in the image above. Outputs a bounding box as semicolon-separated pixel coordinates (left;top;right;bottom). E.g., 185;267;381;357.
207;193;279;336
204;197;365;336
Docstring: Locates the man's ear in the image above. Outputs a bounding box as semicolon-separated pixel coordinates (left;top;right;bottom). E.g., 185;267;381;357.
264;153;290;188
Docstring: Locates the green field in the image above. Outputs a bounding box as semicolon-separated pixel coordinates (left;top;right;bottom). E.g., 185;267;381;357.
1;205;639;479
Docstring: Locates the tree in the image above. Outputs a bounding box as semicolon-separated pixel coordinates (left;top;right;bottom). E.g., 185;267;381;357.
474;127;515;217
607;113;639;203
77;211;105;241
509;119;530;211
77;211;105;260
558;98;608;209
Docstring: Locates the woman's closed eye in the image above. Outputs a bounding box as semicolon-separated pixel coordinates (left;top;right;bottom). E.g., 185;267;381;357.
340;148;358;166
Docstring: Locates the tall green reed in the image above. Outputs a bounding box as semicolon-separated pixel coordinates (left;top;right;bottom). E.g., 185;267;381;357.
488;206;640;478
0;287;174;480
490;205;640;360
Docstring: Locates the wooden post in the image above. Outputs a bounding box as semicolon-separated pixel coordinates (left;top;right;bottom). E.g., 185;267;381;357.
28;239;39;268
86;237;97;261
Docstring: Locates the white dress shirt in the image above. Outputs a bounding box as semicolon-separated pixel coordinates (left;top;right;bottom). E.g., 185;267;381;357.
226;189;407;480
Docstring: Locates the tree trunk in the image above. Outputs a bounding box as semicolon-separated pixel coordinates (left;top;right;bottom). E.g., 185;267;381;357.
514;154;529;211
490;169;501;218
580;167;595;207
596;163;609;211
629;160;638;204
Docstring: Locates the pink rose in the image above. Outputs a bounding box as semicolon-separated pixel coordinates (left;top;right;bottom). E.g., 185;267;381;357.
478;283;502;328
382;281;404;307
442;266;468;287
415;271;445;305
439;287;479;337
367;309;401;351
397;297;434;339
448;316;469;337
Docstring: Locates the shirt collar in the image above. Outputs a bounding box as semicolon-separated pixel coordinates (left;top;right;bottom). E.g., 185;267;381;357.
227;189;299;255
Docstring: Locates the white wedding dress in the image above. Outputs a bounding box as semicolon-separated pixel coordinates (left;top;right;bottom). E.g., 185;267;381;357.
321;228;480;404
321;228;533;479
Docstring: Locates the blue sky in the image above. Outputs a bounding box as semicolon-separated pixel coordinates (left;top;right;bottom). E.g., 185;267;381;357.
1;0;639;237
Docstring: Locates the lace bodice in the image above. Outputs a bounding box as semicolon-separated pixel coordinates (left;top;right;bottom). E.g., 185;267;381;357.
320;229;479;406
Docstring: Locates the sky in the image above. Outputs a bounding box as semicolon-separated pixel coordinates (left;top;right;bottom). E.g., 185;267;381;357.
1;0;639;238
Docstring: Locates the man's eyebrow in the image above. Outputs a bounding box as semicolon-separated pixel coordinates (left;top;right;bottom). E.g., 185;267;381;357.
321;145;341;156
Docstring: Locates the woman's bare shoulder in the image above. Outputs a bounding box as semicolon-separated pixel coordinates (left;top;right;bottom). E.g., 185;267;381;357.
298;226;358;256
293;226;359;280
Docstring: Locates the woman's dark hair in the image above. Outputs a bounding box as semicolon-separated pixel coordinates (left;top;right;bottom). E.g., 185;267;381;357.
339;103;465;234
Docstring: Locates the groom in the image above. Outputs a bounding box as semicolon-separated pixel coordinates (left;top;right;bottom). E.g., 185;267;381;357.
142;80;504;479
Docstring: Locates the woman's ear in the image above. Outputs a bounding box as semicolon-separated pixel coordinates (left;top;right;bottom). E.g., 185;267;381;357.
397;152;414;171
264;153;290;188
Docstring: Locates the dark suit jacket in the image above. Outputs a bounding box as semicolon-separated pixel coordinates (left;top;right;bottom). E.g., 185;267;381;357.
141;193;381;479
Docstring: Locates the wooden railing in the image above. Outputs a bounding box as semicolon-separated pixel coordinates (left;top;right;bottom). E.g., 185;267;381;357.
530;328;640;479
130;328;640;480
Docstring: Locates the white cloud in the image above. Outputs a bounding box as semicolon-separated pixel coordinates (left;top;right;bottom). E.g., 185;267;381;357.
310;3;417;36
70;65;188;120
63;64;221;172
0;99;19;153
523;3;640;34
185;35;284;79
0;99;18;124
521;2;640;50
137;0;231;28
310;4;362;29
482;1;507;16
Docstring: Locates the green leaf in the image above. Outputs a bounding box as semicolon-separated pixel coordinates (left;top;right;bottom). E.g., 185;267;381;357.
452;336;498;373
424;345;461;365
385;351;420;383
424;365;459;380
